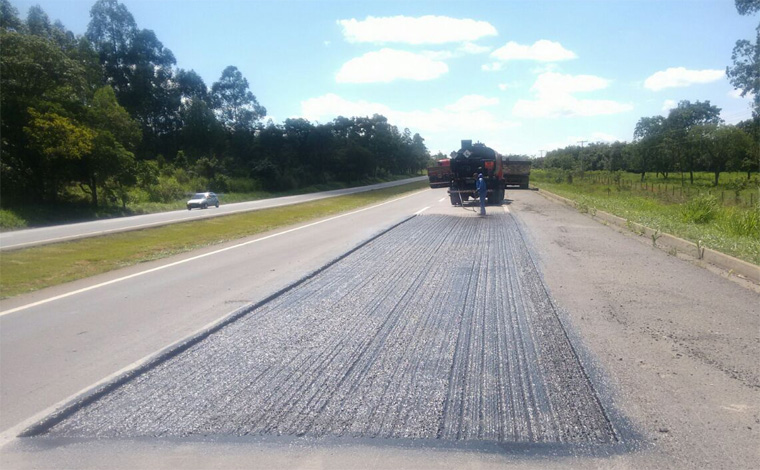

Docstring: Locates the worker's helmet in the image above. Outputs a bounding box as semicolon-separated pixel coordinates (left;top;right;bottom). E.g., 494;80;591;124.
478;173;483;178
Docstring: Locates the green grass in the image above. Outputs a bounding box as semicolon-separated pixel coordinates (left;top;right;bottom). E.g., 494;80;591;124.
0;180;428;299
531;170;760;265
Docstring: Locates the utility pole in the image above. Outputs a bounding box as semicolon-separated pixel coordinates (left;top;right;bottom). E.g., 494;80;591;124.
539;150;545;158
577;140;587;172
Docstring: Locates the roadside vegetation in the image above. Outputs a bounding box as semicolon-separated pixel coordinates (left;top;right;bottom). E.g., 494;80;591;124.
531;169;760;265
1;0;432;229
0;180;428;299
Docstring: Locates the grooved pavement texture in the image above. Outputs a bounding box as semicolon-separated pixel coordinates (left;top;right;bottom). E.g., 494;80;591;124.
38;213;617;444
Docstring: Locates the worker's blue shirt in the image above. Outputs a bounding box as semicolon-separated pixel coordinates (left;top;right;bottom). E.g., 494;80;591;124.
476;178;487;195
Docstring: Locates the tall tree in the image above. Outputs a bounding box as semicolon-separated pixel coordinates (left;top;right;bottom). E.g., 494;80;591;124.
0;0;24;32
633;115;666;180
690;124;752;186
86;0;137;97
666;100;723;184
728;0;760;117
210;65;266;132
735;0;760;16
78;86;141;207
86;0;178;157
0;27;90;203
736;117;760;178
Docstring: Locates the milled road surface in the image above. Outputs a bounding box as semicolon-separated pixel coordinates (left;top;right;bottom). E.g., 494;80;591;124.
27;213;618;445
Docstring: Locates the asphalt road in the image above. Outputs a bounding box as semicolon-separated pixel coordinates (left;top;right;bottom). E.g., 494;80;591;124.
27;213;617;445
0;177;426;251
1;188;757;469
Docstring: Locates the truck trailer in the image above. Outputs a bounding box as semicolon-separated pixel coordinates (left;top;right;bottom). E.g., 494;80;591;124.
426;158;451;189
447;140;506;206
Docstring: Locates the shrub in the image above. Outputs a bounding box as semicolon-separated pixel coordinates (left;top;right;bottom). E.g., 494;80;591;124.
0;209;27;230
682;194;718;224
721;205;760;238
209;174;230;192
227;177;262;193
147;176;185;203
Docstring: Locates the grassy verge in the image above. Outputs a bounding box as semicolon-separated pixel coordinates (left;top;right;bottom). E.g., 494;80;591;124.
0;180;428;299
531;170;760;265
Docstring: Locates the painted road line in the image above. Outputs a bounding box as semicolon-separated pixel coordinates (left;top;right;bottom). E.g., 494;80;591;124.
415;206;431;215
503;205;510;213
0;191;425;318
438;197;447;203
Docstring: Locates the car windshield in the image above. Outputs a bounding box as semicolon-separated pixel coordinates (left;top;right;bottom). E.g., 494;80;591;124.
193;193;206;199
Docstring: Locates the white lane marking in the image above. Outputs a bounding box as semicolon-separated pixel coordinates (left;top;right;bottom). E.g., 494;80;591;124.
0;191;425;317
415;206;430;215
0;301;246;446
503;205;510;213
438;197;447;203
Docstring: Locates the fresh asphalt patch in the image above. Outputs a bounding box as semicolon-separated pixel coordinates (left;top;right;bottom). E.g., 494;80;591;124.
21;213;630;450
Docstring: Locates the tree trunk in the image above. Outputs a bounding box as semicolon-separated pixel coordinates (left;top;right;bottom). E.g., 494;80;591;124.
640;172;645;182
89;175;98;208
714;171;720;187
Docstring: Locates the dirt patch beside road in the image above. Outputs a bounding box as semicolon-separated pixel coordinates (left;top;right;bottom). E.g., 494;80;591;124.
510;190;759;469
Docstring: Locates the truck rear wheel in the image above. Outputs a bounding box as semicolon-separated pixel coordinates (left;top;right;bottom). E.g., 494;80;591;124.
450;193;460;205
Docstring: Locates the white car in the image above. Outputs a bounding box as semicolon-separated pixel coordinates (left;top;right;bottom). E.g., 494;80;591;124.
187;192;219;210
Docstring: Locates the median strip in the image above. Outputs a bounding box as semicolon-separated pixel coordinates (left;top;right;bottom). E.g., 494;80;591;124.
0;182;428;304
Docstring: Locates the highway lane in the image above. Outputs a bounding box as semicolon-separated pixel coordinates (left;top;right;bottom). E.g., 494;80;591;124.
26;212;618;444
2;188;757;469
0;177;426;251
0;186;439;434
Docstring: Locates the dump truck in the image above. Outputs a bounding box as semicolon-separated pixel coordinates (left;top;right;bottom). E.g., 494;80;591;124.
426;158;451;188
447;140;506;206
503;157;532;189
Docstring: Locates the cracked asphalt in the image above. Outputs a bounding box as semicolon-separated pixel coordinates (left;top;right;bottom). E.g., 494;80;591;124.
30;212;619;445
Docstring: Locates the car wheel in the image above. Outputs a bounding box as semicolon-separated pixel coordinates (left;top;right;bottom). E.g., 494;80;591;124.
187;206;191;211
215;202;219;208
201;203;207;209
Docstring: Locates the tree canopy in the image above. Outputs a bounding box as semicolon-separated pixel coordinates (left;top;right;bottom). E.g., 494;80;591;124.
0;0;430;211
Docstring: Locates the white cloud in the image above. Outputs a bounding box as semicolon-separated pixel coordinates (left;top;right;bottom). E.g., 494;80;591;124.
336;49;448;83
301;94;392;120
423;42;492;61
491;40;577;62
729;88;756;101
530;63;561;75
445;95;499;112
300;94;519;141
661;99;677;112
458;42;492;55
644;67;725;91
482;62;504;72
498;83;510;91
513;72;633;118
531;72;609;96
338;16;497;45
589;132;622;143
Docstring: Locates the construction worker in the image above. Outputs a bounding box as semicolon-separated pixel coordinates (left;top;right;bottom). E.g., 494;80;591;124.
476;173;487;215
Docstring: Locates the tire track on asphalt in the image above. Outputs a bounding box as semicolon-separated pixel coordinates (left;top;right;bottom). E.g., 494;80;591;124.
27;213;619;445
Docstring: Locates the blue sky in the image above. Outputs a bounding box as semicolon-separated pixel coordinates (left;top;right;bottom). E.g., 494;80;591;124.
11;0;757;156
